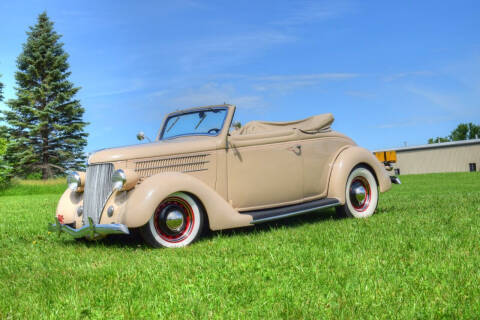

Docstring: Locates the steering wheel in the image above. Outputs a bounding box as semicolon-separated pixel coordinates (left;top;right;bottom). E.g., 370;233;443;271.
208;128;220;134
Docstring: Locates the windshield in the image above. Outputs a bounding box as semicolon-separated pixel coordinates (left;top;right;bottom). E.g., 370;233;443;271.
160;108;228;140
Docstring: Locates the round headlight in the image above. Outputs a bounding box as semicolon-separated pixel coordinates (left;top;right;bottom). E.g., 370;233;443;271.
67;172;82;191
112;169;126;191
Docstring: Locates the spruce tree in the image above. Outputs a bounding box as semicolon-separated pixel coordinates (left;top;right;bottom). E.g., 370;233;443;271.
3;12;88;179
0;74;4;102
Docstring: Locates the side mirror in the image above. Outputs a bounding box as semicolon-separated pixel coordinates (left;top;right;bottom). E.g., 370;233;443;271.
136;131;151;142
232;121;242;130
136;131;145;141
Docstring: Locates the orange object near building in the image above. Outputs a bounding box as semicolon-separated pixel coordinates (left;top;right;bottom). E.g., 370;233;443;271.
374;151;397;163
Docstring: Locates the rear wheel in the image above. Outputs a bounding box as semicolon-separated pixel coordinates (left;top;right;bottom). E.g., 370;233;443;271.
336;166;378;218
140;192;204;248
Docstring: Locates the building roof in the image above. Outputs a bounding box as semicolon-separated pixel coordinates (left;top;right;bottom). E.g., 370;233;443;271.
374;138;480;153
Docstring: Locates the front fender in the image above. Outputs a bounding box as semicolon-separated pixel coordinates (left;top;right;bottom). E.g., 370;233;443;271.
56;188;83;225
327;146;391;204
123;172;252;230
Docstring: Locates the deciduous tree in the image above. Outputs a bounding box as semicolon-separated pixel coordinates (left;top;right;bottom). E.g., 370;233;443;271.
450;123;480;141
427;136;450;144
428;123;480;144
0;75;11;188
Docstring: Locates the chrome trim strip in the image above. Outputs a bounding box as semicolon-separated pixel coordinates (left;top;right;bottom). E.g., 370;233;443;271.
182;168;208;173
48;217;129;239
97;190;114;224
251;202;341;224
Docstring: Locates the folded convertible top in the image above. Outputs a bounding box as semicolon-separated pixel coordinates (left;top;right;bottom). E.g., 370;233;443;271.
233;113;334;135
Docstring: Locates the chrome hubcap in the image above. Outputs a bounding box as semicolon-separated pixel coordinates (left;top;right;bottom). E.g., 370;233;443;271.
165;210;184;231
349;178;369;210
351;183;366;204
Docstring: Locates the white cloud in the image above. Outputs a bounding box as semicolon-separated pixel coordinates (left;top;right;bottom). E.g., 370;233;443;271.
256;73;358;81
149;90;168;97
229;96;265;109
383;71;434;82
253;80;321;93
443;55;480;94
169;83;266;110
85;87;139;98
177;31;294;71
405;86;461;113
274;0;354;26
346;90;376;99
376;116;450;129
143;72;359;113
84;78;146;99
252;73;359;93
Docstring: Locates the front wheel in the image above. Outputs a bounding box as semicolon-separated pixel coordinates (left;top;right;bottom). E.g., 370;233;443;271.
140;192;205;248
336;166;378;218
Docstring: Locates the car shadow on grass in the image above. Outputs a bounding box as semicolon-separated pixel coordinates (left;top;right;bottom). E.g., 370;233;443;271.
205;207;345;240
60;207;345;249
61;231;145;249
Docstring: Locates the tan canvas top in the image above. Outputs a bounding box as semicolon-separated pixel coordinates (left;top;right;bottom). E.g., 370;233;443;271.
233;113;334;135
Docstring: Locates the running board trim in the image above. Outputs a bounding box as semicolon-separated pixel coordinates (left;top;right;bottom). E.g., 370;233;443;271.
240;198;340;224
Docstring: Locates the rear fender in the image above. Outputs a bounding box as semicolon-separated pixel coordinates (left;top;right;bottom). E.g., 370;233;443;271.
123;172;252;230
327;146;391;204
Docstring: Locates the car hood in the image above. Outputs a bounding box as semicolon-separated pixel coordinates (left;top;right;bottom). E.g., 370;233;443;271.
88;136;221;164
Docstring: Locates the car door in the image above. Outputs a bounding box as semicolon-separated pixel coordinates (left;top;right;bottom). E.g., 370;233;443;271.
227;139;303;210
302;137;350;199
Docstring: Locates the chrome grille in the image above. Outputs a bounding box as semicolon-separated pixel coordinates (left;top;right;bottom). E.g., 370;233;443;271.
134;154;209;178
83;163;114;224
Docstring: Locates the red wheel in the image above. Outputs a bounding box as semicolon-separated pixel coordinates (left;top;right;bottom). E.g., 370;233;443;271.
140;192;205;248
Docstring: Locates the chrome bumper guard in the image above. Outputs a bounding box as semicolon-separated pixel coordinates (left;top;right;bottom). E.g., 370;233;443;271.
390;176;401;184
48;217;130;239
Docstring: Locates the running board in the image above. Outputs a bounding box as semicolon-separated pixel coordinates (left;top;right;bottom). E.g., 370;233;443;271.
240;198;340;224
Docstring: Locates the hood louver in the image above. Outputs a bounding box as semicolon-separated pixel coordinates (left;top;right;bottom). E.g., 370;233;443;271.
133;153;210;178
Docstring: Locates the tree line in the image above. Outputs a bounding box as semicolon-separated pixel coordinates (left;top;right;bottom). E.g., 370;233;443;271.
428;123;480;144
0;12;88;187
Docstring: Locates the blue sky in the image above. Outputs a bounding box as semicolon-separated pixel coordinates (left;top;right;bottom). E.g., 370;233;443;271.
1;0;479;152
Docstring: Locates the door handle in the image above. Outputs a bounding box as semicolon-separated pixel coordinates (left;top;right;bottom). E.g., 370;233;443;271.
288;144;301;155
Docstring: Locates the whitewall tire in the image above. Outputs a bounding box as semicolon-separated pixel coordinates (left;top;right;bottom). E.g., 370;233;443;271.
140;192;205;248
336;166;378;218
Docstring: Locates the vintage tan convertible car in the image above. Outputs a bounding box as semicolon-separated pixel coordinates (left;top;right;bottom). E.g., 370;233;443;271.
49;104;400;248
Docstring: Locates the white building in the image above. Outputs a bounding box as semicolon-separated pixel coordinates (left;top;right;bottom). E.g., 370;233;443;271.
375;139;480;175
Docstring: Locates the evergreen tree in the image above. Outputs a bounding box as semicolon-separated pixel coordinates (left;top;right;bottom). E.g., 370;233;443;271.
0;73;4;102
3;12;88;179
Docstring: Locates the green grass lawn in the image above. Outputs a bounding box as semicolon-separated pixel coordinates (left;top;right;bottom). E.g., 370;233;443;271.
0;172;479;319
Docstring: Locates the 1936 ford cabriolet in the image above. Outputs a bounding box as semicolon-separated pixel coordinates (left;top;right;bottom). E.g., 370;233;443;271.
49;104;400;248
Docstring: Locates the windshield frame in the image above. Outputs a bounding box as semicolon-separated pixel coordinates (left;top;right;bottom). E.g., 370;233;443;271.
159;106;229;140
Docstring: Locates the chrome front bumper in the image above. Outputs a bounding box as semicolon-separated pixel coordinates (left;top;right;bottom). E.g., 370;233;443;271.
48;217;130;239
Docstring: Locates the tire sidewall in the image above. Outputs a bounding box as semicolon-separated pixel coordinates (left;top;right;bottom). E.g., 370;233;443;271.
147;192;202;248
345;167;378;218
